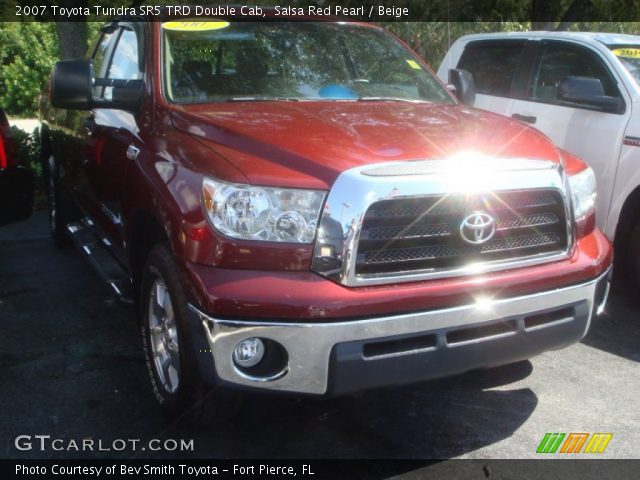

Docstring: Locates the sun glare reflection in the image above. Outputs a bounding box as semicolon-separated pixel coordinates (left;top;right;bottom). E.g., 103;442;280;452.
474;296;495;313
444;151;500;193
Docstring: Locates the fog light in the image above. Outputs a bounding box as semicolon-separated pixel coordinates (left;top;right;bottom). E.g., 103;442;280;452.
233;338;265;368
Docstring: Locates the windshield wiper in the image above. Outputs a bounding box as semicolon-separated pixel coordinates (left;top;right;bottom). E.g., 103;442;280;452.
358;96;432;104
226;97;302;102
225;96;432;103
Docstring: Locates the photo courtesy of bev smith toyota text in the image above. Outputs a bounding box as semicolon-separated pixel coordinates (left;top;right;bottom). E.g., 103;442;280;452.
0;1;638;479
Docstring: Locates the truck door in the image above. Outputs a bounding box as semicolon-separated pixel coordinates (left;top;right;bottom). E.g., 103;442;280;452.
84;24;145;263
508;40;632;231
50;28;117;215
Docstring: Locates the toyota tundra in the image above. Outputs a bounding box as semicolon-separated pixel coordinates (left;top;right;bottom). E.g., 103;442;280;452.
40;17;612;419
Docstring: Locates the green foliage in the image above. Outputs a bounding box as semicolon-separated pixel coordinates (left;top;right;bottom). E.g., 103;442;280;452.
87;21;102;46
574;21;640;33
0;21;104;117
386;22;530;66
10;125;46;208
10;126;41;176
0;23;58;116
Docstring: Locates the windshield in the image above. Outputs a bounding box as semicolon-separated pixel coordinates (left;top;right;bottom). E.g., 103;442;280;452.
162;21;453;104
610;46;640;85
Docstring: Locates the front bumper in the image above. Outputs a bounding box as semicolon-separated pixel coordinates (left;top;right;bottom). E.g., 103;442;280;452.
188;268;610;395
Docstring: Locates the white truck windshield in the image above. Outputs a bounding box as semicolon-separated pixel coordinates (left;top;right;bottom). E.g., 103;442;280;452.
610;46;640;85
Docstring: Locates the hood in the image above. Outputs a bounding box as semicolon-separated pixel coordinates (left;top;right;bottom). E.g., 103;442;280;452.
171;102;561;189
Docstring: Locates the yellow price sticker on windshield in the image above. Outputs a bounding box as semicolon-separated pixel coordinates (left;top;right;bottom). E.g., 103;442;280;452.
612;48;640;58
406;59;422;70
162;21;230;31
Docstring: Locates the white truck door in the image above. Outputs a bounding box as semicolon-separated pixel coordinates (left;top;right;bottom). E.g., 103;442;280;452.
508;40;631;232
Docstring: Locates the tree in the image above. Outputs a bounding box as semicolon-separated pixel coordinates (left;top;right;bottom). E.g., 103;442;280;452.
531;0;604;31
56;21;89;59
0;23;59;115
54;0;89;59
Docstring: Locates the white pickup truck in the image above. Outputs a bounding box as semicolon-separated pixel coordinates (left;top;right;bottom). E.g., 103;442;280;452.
438;32;640;282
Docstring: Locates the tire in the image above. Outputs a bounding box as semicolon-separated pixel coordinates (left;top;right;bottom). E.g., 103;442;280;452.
45;155;73;246
140;243;239;424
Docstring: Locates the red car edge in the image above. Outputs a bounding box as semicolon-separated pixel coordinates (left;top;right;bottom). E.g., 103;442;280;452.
0;108;33;226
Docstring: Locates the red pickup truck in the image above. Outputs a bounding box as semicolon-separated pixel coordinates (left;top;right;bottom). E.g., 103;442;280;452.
41;17;612;419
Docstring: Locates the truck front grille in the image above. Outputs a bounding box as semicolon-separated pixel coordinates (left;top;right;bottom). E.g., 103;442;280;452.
355;189;568;277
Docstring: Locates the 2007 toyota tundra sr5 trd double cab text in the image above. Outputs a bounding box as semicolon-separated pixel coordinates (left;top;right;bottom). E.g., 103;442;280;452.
40;17;612;419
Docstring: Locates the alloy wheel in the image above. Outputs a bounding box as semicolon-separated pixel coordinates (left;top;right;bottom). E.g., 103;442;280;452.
148;278;181;394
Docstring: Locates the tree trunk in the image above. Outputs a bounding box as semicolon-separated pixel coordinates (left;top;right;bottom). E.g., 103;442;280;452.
556;0;594;31
531;0;557;30
55;22;88;59
54;0;90;59
531;0;594;32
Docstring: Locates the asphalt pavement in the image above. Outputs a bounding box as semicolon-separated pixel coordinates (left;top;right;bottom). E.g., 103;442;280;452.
1;211;638;464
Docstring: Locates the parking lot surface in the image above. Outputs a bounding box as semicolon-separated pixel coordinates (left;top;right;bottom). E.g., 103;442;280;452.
1;212;638;461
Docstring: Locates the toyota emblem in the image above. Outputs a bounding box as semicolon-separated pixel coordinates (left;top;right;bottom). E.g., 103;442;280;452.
460;212;496;245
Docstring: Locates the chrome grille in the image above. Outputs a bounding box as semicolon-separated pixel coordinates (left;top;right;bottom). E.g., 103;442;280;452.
355;189;568;276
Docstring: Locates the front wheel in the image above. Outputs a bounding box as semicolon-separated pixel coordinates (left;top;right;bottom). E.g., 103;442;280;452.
140;244;239;423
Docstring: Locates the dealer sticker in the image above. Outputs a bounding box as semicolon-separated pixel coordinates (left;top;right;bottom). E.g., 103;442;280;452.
612;48;640;58
162;21;230;31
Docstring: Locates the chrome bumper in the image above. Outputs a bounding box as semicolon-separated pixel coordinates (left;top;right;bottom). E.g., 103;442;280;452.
189;269;610;395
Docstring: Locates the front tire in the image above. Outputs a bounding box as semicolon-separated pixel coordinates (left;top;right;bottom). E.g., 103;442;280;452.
140;244;238;423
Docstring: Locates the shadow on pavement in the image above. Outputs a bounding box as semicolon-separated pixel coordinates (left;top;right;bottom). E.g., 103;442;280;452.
581;278;640;363
159;361;536;460
1;213;537;463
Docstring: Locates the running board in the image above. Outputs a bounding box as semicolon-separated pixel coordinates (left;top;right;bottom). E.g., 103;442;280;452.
66;219;133;304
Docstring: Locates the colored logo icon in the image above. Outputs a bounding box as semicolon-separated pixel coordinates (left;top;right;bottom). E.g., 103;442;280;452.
537;432;613;454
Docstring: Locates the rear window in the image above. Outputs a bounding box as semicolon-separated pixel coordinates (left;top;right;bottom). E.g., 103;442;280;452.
457;40;526;97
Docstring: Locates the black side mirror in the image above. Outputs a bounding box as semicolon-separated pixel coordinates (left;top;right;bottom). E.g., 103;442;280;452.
50;59;142;111
50;59;92;110
449;68;476;106
557;76;622;113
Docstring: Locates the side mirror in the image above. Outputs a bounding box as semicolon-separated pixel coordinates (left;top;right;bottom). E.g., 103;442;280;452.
50;59;92;110
557;76;622;113
50;59;142;111
448;68;476;106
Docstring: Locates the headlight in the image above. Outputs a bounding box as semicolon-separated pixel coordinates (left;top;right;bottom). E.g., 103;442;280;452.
568;166;596;236
202;177;326;243
569;167;596;222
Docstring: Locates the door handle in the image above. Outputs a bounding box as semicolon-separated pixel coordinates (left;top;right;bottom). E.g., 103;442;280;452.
512;113;537;124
